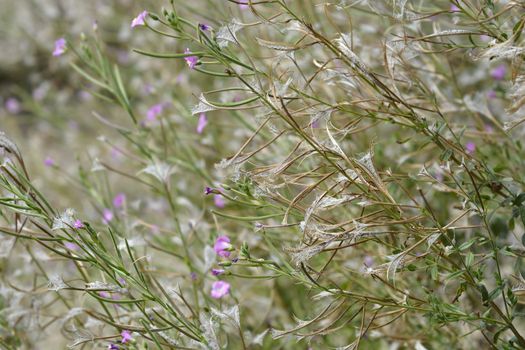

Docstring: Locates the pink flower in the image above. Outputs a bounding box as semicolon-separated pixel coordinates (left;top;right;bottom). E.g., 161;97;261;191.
214;235;232;257
53;38;66;56
491;64;506;81
44;157;55;167
99;291;111;298
465;142;476;154
184;48;198;69
214;194;225;208
211;280;230;298
113;193;126;208
73;219;84;229
147;103;164;121
197;113;208;134
131;11;148;28
121;330;133;343
103;208;113;224
5;97;21;114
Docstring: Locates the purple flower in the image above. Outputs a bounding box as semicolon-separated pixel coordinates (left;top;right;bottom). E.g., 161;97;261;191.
214;194;225;208
147;103;164;121
99;291;111;298
103;208;113;224
131;11;148;28
480;34;491;42
53;38;66;57
184;48;198;69
73;219;84;229
5;97;21;114
64;242;79;250
205;186;214;195
176;73;186;84
364;256;374;267
199;23;211;31
121;330;133;343
239;0;249;9
44;157;55;167
214;235;232;258
69;120;80;130
117;50;130;64
450;4;460;12
32;85;48;101
108;344;119;350
190;272;197;280
197;113;208;134
113;193;126;208
143;84;155;95
487;90;497;99
211;280;230;298
110;148;123;161
78;90;92;102
212;268;225;276
465;142;476;154
491;64;506;81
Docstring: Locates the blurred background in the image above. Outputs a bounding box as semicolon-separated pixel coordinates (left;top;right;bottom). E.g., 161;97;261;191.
1;0;523;349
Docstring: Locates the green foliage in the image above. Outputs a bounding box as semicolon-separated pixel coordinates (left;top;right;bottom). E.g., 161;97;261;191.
1;0;525;349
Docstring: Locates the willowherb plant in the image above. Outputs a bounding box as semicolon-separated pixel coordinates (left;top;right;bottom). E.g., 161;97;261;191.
1;0;525;349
